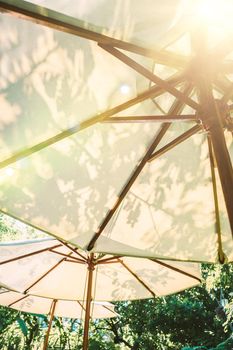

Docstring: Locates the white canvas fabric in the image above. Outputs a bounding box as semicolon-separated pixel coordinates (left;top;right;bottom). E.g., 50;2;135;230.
0;0;232;263
0;287;116;319
0;238;201;301
92;129;233;263
1;0;185;51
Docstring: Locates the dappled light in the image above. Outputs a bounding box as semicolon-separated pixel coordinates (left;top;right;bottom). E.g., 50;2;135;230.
0;1;232;349
102;129;233;262
0;0;232;264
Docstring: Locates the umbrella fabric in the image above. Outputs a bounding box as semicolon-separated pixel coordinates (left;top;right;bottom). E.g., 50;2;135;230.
0;287;116;319
0;0;232;263
0;238;201;301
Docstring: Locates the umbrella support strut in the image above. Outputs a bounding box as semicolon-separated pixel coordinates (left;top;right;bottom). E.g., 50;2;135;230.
43;299;57;350
193;26;233;240
206;111;233;238
83;253;94;350
200;91;233;239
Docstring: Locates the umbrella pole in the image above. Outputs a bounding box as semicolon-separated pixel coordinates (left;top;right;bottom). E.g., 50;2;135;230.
193;26;233;239
83;253;94;350
198;80;233;238
206;110;233;237
43;299;57;350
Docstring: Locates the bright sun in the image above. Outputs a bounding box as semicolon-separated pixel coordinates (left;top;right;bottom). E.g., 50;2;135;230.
196;0;233;25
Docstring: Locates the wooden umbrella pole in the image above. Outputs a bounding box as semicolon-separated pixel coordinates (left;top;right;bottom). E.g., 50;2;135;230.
83;253;94;350
43;299;57;350
204;101;233;237
201;82;233;239
192;25;233;239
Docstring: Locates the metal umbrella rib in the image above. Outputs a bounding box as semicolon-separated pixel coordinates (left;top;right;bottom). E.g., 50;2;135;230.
0;74;182;171
87;124;171;251
87;83;194;250
148;124;202;162
99;44;201;112
104;115;197;123
0;0;187;68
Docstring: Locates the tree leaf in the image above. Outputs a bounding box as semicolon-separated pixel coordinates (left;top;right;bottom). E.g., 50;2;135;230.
16;316;28;336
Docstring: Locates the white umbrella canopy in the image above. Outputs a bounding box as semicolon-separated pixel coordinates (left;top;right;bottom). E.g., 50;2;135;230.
0;237;201;349
0;238;201;301
0;287;117;319
0;0;232;263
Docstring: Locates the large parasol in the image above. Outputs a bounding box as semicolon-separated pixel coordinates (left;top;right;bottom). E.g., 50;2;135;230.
0;238;201;349
0;0;232;263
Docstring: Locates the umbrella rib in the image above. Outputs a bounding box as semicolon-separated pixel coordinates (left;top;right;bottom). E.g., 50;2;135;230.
87;83;193;251
0;74;182;170
49;250;86;263
148;124;202;162
150;259;201;283
96;256;122;264
8;294;29;307
77;300;86;312
102;304;116;315
23;252;73;294
207;136;225;263
99;44;201;112
0;289;9;295
0;244;62;266
0;0;187;69
87;123;170;251
65;258;86;264
117;259;156;298
103;115;197;123
97;260;119;265
57;240;87;262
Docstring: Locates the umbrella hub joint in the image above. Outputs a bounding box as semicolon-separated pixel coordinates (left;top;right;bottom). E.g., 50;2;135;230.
199;99;231;132
87;256;95;271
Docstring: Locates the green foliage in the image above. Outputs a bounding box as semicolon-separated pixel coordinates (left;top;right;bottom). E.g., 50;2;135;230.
211;337;233;350
0;306;18;332
182;347;208;350
0;213;46;241
16;316;28;336
182;337;233;350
